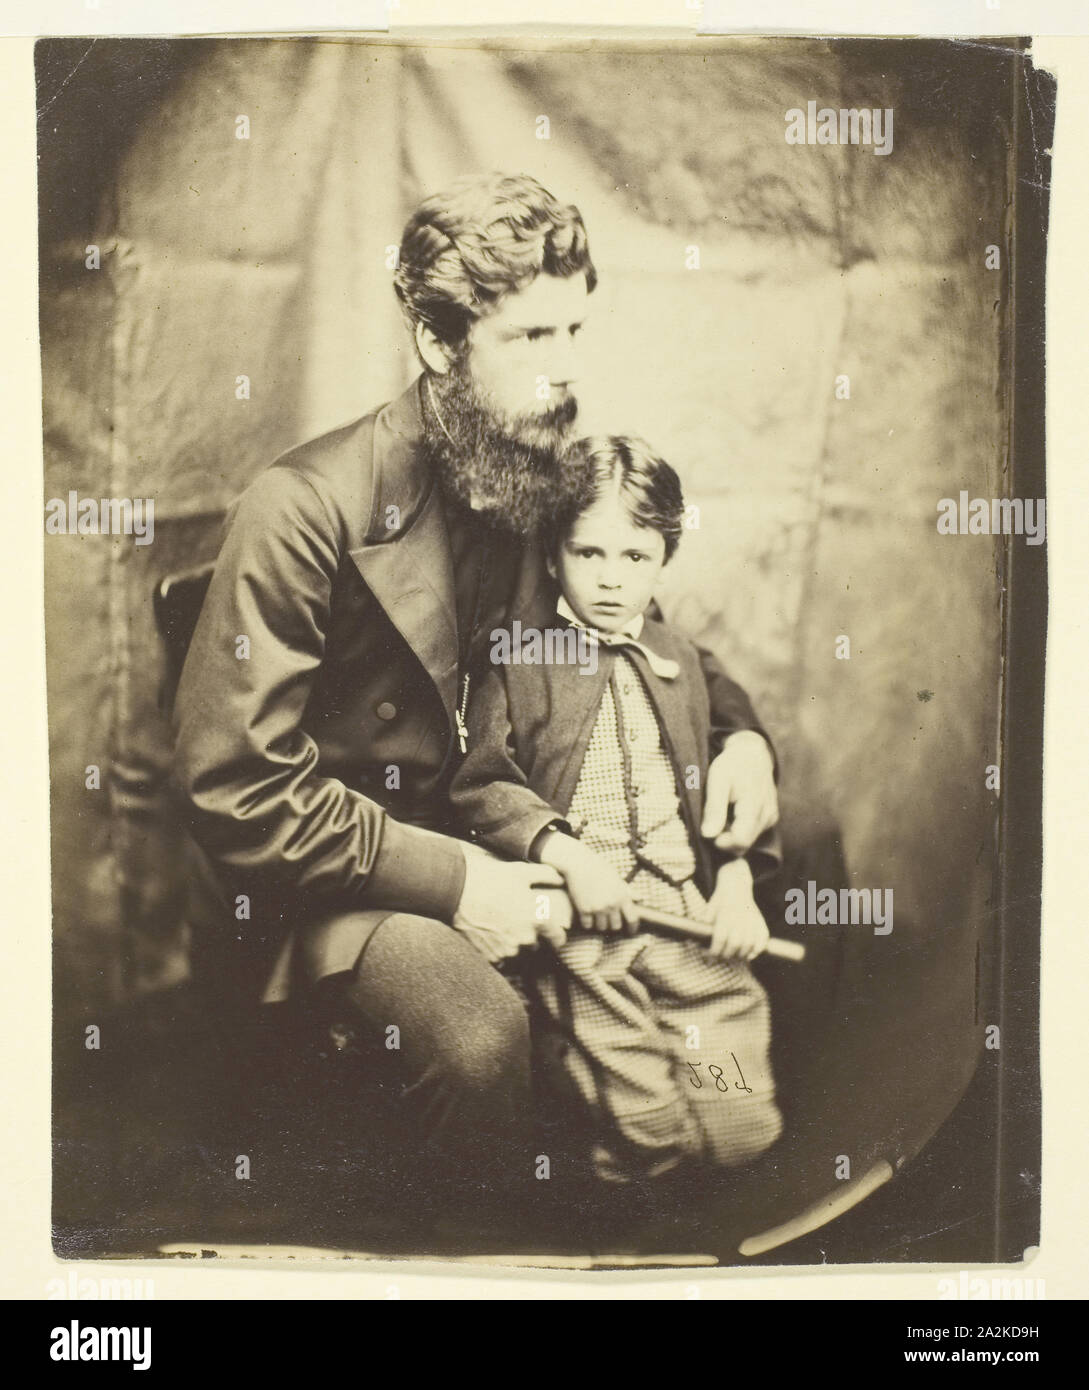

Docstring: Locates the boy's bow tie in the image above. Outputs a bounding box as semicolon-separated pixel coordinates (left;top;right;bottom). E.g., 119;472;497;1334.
556;596;680;680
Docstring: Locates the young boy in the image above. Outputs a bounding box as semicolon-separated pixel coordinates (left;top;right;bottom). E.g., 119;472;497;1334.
450;436;783;1184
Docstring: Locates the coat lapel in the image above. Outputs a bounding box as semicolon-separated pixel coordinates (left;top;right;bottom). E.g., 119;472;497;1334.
347;379;459;724
637;615;708;834
641;620;717;892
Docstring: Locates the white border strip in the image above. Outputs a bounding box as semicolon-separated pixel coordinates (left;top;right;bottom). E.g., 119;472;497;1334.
700;0;1087;37
18;1;389;39
13;0;1088;42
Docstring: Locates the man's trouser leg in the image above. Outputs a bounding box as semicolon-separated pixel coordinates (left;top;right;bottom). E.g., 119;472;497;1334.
305;911;535;1219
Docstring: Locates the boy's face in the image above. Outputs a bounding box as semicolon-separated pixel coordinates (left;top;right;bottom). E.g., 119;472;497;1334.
551;484;668;633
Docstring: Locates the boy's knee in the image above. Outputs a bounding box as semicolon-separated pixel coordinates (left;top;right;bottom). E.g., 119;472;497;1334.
705;1101;783;1169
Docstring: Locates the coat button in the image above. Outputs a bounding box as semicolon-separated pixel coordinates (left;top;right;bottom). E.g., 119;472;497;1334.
375;701;397;721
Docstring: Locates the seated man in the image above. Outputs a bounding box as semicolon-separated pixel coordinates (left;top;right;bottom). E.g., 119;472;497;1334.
172;171;779;1243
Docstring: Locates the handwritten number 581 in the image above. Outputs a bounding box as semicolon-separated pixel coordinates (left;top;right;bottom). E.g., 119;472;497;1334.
686;1055;753;1094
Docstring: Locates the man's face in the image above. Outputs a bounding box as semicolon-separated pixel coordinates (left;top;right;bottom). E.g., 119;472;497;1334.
424;270;593;534
551;484;668;634
461;271;590;446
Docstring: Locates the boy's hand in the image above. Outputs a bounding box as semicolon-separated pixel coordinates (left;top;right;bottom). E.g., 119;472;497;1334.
703;858;769;961
534;830;638;935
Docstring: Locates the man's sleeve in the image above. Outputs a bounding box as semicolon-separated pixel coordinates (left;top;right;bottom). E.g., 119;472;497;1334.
694;640;779;779
172;465;465;921
449;664;561;861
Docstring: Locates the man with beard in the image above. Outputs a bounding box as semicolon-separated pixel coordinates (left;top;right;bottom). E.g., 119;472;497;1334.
173;172;780;1244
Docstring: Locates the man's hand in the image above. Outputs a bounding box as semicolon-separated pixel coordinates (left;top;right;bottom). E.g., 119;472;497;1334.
534;830;638;935
700;730;779;854
452;841;572;962
702;858;769;962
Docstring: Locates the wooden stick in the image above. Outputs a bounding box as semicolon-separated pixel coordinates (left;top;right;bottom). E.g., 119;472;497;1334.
638;904;806;963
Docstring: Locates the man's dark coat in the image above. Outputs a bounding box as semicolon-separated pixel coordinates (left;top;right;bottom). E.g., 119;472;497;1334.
173;377;769;1002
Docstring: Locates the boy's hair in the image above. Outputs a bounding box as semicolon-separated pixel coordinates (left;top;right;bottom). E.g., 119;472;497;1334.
393;171;597;353
552;435;686;561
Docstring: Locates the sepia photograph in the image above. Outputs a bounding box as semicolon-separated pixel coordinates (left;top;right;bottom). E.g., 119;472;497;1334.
38;31;1049;1272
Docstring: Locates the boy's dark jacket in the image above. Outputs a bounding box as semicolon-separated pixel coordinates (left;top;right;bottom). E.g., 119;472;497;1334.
450;579;782;897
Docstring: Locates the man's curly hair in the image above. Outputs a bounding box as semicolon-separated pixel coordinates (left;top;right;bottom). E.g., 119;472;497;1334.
393;171;597;352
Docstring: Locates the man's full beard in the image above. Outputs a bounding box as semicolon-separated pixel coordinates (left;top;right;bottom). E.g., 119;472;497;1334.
422;363;582;538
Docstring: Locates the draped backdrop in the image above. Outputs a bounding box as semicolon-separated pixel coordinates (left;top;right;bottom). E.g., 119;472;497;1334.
40;37;1012;1177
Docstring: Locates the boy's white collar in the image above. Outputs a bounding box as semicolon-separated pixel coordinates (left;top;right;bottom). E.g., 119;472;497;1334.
556;596;679;680
557;594;646;641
